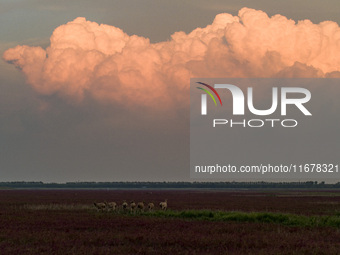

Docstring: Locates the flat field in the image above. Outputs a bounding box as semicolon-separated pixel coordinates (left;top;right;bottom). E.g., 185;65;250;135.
1;189;340;254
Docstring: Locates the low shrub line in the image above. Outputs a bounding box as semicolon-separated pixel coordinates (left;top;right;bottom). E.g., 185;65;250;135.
138;210;340;228
22;203;340;228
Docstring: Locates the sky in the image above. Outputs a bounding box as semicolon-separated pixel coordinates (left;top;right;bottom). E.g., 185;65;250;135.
1;0;340;182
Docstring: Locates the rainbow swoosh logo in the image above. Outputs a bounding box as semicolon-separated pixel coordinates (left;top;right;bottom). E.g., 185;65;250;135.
196;82;222;106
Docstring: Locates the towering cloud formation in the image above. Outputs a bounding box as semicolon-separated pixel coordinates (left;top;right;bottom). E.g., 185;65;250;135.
3;8;340;108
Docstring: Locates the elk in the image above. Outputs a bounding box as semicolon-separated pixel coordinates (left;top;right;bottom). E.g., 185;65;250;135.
148;202;154;211
130;201;136;213
159;199;167;211
93;202;106;211
122;200;128;211
137;202;145;212
105;202;117;212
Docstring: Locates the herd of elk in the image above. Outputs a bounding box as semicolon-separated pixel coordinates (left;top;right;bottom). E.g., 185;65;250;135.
93;199;167;212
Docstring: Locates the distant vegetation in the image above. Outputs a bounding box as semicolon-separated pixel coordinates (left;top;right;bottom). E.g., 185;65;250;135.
141;210;340;228
20;203;340;228
0;181;338;189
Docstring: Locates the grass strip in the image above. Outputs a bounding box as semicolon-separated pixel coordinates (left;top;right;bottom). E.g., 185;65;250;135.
138;210;340;228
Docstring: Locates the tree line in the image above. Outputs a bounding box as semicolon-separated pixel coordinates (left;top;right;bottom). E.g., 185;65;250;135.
0;181;338;189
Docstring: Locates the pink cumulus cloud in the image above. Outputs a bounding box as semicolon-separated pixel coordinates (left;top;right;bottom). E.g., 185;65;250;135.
3;8;340;108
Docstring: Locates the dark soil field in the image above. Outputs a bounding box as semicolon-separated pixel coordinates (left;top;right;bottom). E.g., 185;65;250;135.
1;189;340;254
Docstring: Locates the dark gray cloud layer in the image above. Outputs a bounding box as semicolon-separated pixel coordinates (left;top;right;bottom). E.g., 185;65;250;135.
0;76;188;182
